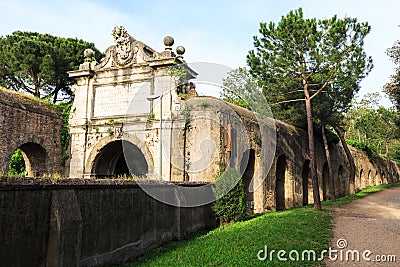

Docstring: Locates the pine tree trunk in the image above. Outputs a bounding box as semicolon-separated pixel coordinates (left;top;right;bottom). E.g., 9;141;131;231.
386;140;390;159
304;93;321;210
333;125;355;195
321;118;335;200
52;87;60;103
385;139;394;185
32;72;40;98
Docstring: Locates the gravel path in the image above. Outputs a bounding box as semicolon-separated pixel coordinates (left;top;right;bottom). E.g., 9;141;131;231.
326;186;400;266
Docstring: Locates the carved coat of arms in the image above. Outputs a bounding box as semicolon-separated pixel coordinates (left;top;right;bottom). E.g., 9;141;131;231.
112;26;137;67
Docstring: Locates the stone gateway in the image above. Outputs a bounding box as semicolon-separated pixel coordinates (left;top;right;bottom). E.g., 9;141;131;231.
68;26;197;181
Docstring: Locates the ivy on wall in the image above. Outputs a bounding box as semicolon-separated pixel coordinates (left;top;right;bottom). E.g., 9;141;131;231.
55;101;73;167
212;167;249;225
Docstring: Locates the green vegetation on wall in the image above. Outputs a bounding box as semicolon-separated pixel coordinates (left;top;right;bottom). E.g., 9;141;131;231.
55;101;72;167
55;101;72;150
212;167;248;225
346;139;376;161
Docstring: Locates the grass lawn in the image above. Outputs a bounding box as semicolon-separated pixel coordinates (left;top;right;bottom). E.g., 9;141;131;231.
120;183;398;267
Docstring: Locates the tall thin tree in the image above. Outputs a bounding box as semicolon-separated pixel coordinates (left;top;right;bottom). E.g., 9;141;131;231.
247;8;372;210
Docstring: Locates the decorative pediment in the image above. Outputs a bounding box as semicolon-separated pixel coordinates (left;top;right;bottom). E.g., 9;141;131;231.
112;26;137;67
96;26;157;69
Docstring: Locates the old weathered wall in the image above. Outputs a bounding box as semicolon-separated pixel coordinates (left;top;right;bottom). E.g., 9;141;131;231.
0;179;215;267
174;96;400;213
0;88;64;176
254;119;399;212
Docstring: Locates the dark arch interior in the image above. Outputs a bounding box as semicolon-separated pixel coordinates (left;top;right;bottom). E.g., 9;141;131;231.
17;142;48;177
367;170;372;185
114;154;130;175
275;155;286;210
338;165;345;197
302;160;310;205
92;140;148;178
240;149;255;210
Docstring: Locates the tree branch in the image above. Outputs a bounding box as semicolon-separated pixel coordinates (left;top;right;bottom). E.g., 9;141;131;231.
270;98;305;106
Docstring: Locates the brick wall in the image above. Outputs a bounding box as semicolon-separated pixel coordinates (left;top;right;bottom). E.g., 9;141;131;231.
0;88;64;176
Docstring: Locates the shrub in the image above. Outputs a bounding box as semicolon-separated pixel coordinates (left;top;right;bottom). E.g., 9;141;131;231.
147;113;155;120
9;149;25;176
212;167;248;225
346;139;376;160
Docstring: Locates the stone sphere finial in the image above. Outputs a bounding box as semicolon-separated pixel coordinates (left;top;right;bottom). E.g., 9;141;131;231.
163;36;174;50
176;46;185;56
84;48;94;59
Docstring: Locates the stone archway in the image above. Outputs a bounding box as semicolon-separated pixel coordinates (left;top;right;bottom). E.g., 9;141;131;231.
15;142;48;177
240;149;255;210
85;135;154;178
368;170;372;186
302;160;310;205
381;172;387;184
90;140;148;178
275;155;287;210
359;169;364;189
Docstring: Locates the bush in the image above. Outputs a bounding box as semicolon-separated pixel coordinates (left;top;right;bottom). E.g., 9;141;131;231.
212;167;248;225
9;149;25;175
346;139;376;160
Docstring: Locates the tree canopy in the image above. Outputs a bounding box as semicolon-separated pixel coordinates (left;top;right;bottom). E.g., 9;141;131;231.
248;9;372;124
247;8;373;210
345;94;400;160
0;31;102;103
384;40;400;110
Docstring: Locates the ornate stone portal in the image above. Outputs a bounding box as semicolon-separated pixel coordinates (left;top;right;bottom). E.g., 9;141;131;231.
68;26;197;180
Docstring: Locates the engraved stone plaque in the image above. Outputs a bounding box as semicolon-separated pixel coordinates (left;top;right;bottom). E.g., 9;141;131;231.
93;82;151;117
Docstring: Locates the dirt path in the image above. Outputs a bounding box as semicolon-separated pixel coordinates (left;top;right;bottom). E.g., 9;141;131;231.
325;186;400;266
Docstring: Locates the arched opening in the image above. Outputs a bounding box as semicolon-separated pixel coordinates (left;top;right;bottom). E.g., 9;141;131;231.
381;172;387;184
359;169;364;189
302;160;310;205
91;140;148;178
240;149;255;211
367;170;372;186
322;163;329;200
375;171;381;185
338;165;345;197
10;142;48;177
275;155;287;210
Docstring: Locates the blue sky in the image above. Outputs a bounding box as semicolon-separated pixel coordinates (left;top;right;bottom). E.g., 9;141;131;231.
0;0;399;106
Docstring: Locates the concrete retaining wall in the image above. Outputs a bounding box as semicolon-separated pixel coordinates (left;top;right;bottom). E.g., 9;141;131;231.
0;179;215;267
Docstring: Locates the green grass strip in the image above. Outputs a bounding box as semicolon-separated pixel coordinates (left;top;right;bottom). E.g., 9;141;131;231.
120;182;399;267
